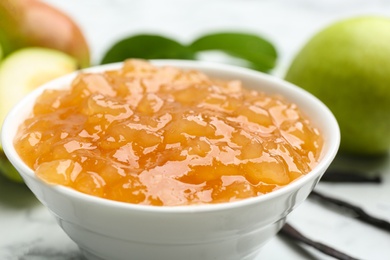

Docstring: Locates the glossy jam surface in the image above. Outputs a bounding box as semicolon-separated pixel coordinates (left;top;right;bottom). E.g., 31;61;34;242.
14;60;323;206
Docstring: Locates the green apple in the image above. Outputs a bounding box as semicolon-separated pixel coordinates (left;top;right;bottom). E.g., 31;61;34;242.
0;47;77;181
285;16;390;156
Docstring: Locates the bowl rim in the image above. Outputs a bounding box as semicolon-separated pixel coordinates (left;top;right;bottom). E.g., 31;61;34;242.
1;59;340;213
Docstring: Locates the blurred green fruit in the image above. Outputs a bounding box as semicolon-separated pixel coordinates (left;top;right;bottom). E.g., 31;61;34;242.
0;152;23;183
285;16;390;156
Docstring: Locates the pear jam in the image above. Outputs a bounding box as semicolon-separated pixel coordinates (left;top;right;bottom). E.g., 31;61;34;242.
14;60;323;206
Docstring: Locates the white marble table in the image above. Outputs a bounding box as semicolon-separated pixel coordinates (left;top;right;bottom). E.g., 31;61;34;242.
1;0;390;259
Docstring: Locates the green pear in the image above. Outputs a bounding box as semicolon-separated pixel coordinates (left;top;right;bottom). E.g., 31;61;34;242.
285;16;390;156
0;47;78;181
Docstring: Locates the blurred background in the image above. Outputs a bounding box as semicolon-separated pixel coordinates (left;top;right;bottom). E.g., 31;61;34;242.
44;0;390;75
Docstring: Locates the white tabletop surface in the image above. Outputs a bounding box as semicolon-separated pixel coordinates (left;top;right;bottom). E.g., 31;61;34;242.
1;0;390;259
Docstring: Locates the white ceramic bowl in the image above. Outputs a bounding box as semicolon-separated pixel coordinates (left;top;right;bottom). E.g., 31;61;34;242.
1;60;340;260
